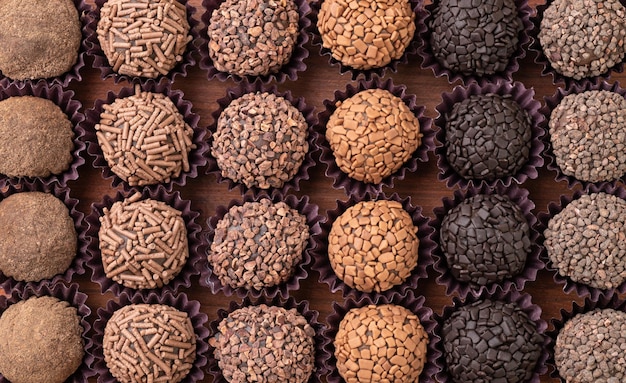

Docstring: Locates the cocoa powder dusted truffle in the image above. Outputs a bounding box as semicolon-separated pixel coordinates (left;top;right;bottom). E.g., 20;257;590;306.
0;96;74;178
317;0;416;70
440;194;531;287
0;296;84;383
208;198;309;291
211;92;309;189
103;303;196;383
428;0;522;77
0;0;81;81
334;304;429;382
95;86;195;187
211;304;315;383
445;94;532;181
97;0;192;79
442;299;543;383
549;90;626;183
544;192;626;290
328;200;419;293
554;308;626;383
207;0;300;77
98;192;189;290
0;192;77;282
326;88;422;184
538;0;626;80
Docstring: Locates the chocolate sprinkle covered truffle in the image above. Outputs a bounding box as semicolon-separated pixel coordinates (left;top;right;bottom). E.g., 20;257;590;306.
317;0;416;70
97;0;192;78
207;0;300;77
555;308;626;383
103;303;196;383
442;299;543;383
429;0;522;76
209;199;309;290
544;192;626;290
95;86;195;187
211;304;315;383
0;0;81;81
326;88;422;184
334;304;429;382
328;200;419;293
212;92;309;189
440;194;531;287
549;90;626;183
445;94;532;181
99;192;189;290
0;192;77;282
0;296;84;383
0;96;74;178
538;0;626;80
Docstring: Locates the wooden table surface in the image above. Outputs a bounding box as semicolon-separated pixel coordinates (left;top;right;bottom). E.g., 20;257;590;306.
4;0;626;381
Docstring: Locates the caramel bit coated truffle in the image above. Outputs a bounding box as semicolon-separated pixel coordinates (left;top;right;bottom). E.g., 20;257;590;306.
99;192;189;289
0;0;81;81
211;304;315;383
0;96;74;178
326;88;422;184
0;192;77;282
544;192;626;290
539;0;626;80
97;0;192;78
0;296;84;383
208;0;300;77
103;304;196;383
209;199;309;290
549;90;626;183
328;200;419;292
95;86;195;186
334;304;428;383
212;92;309;189
317;0;416;70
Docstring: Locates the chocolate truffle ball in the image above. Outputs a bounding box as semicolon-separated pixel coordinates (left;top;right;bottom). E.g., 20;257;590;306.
445;94;532;181
549;90;626;183
429;0;522;76
440;194;531;286
317;0;416;70
0;96;74;178
555;308;626;383
0;192;77;282
99;193;189;289
208;199;309;290
538;0;626;80
97;0;192;78
95;87;195;186
334;304;429;382
207;0;300;77
0;0;81;80
103;303;196;383
211;92;309;189
326;88;422;184
0;296;84;383
212;304;315;383
328;200;419;292
442;299;543;383
544;192;626;290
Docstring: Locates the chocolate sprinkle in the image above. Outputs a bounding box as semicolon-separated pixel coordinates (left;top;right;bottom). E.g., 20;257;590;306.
544;192;626;290
442;299;543;383
211;304;315;383
429;0;522;76
440;194;531;286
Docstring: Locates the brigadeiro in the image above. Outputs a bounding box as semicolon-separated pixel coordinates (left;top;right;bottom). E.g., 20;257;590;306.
419;0;532;84
435;81;544;189
533;0;626;83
